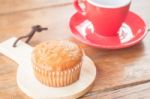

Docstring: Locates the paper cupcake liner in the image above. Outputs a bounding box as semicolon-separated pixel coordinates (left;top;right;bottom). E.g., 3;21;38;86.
32;62;82;87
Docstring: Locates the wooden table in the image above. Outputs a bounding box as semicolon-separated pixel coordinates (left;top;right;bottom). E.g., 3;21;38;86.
0;0;150;99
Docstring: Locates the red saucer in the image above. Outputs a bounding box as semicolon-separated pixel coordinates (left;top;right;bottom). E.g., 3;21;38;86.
69;11;147;49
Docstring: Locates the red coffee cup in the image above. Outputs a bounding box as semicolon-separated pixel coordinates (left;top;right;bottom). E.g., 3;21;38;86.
74;0;131;36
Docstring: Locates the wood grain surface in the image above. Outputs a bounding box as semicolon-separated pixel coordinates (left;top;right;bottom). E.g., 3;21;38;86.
0;0;72;15
82;82;150;99
0;0;150;99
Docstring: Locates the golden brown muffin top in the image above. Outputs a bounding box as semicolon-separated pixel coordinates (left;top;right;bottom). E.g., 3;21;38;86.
32;40;83;71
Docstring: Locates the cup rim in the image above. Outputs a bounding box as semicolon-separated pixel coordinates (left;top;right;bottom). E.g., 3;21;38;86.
87;0;131;8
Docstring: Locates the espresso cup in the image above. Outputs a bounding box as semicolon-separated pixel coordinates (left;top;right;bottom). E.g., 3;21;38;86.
74;0;131;36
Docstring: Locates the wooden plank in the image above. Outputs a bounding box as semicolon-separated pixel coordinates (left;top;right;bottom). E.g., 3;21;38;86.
81;82;150;99
0;0;72;15
0;0;150;98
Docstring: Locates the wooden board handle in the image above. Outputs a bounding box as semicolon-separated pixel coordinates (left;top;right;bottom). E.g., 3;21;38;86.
0;37;33;64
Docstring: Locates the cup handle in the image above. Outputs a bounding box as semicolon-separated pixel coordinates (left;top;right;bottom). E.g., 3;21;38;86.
74;0;86;15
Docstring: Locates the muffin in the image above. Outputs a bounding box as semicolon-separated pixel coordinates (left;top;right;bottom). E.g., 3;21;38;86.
32;40;83;87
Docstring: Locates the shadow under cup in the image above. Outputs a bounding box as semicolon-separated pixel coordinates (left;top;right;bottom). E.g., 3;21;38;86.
79;0;131;37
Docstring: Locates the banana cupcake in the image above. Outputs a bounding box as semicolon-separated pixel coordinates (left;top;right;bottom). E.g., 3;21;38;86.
32;40;83;87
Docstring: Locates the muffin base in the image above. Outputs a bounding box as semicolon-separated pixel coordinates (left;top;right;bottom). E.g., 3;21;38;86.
33;62;82;87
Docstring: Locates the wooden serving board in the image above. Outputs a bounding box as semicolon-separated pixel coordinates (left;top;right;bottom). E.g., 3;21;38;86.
0;37;96;99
